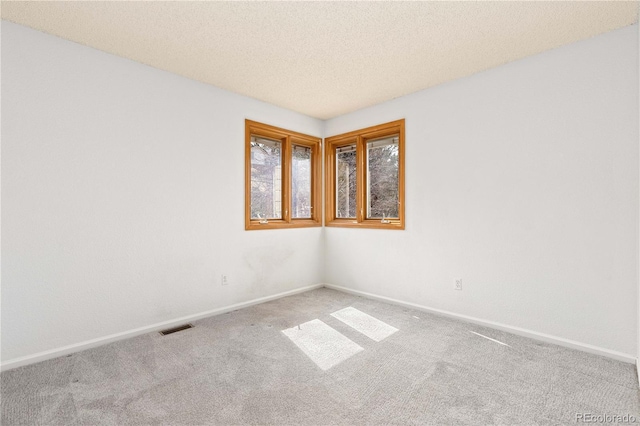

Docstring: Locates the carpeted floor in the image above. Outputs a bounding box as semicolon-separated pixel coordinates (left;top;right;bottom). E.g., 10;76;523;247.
2;287;639;425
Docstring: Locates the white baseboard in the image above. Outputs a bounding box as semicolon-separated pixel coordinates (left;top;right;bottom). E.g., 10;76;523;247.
324;284;636;364
0;284;324;372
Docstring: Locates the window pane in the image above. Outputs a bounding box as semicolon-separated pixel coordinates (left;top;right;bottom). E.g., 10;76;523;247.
250;136;282;219
367;135;399;219
336;144;357;218
292;145;312;218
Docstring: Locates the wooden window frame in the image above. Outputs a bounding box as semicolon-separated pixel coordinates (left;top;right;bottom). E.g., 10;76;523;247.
325;119;405;230
245;120;322;230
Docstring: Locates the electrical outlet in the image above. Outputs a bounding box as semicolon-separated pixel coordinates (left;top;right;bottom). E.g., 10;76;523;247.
221;275;229;286
454;278;462;291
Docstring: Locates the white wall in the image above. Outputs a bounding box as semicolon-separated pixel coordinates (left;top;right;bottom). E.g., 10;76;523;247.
637;13;640;372
2;20;638;367
1;21;324;363
325;25;639;357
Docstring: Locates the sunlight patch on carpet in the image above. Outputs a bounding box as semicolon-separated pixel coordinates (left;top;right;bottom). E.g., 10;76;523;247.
282;319;363;371
469;331;510;347
331;307;398;342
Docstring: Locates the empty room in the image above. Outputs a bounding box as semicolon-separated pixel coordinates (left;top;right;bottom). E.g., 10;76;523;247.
1;1;639;425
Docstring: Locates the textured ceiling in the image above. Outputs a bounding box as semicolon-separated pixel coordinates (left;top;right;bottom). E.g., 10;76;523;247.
2;1;638;119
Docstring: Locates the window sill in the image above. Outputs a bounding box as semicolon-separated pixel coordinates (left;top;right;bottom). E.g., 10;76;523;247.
245;219;321;231
325;219;404;230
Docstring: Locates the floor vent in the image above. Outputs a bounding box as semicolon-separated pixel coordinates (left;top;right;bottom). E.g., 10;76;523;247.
159;323;194;336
